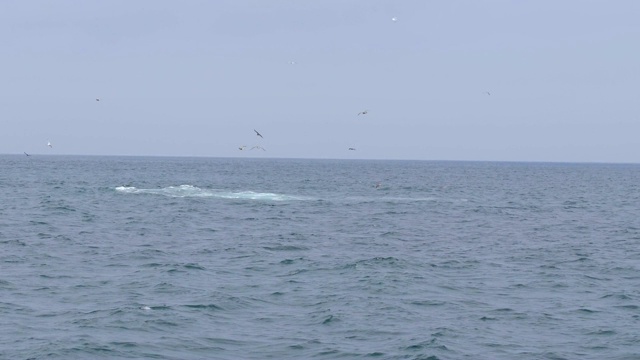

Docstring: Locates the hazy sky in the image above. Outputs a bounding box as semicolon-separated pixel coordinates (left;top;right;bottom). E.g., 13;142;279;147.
2;1;639;162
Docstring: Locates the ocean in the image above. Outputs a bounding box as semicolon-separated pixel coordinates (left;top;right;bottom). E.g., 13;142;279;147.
1;155;639;359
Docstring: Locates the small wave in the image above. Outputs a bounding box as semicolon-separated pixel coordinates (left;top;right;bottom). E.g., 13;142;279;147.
183;304;224;311
115;185;308;201
321;314;337;324
410;300;446;307
263;245;309;251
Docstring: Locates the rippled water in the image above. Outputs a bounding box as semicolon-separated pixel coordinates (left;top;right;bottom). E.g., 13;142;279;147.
1;155;640;359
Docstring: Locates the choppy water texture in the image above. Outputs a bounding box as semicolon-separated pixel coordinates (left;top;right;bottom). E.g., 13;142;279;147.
2;155;640;359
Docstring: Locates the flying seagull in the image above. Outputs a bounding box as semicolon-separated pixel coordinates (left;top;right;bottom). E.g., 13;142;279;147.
348;148;356;151
357;110;368;116
391;17;398;22
251;145;266;151
485;91;491;96
239;145;247;150
47;140;52;148
24;152;31;156
254;129;263;138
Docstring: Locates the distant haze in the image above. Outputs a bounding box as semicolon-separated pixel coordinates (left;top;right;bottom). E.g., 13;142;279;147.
2;1;639;162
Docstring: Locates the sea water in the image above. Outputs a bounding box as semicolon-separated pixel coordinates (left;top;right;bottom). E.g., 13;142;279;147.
1;155;639;359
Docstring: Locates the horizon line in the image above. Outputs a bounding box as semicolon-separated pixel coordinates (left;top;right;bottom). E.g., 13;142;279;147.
1;152;638;165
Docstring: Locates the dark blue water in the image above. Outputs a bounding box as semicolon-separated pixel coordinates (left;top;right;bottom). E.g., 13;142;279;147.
2;155;640;359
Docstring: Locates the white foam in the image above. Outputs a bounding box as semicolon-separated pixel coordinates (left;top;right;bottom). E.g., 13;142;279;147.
115;186;138;193
116;185;308;201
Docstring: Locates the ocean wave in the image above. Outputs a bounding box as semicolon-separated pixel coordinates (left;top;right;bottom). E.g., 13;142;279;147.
115;185;308;201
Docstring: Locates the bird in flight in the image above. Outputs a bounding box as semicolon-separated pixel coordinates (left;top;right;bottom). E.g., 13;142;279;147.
24;152;31;156
239;145;247;151
357;110;368;116
47;140;52;148
96;98;100;101
251;145;266;151
485;91;491;96
348;148;356;151
254;129;263;138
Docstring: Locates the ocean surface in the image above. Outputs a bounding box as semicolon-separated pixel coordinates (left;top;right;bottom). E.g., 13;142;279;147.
1;155;640;360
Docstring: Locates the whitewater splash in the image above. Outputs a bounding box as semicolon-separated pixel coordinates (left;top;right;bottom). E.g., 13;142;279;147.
115;185;307;201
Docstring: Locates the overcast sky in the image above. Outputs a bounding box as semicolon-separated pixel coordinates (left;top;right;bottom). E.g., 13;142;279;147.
2;1;639;162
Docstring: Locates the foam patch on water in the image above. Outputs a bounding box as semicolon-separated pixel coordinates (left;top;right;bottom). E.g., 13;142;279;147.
115;185;308;201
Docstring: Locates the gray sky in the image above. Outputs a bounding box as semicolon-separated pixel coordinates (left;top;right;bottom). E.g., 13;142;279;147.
2;1;639;162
